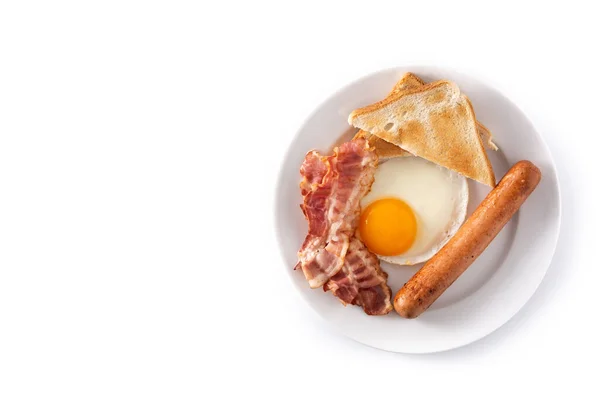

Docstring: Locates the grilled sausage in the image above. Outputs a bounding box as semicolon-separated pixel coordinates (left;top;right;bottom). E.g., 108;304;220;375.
394;160;542;318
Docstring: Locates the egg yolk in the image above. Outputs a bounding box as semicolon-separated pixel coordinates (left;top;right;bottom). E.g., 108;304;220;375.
359;198;417;256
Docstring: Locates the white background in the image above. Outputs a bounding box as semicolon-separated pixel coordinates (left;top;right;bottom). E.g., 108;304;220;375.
0;1;597;398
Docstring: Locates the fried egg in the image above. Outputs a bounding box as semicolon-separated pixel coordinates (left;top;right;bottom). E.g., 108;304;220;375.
359;157;468;265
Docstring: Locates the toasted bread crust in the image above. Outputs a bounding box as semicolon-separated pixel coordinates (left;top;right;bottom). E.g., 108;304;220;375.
349;80;496;186
352;73;496;162
349;80;456;120
391;72;426;93
352;72;422;159
354;130;412;158
475;122;498;151
462;96;496;185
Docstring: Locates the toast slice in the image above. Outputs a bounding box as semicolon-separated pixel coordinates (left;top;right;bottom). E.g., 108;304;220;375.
390;72;426;93
392;73;497;149
349;80;496;186
476;123;497;151
354;73;497;159
354;130;412;159
353;73;425;159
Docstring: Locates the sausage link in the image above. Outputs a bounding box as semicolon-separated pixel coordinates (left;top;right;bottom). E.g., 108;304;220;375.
394;160;542;318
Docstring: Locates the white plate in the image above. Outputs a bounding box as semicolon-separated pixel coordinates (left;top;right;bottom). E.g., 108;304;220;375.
274;66;561;353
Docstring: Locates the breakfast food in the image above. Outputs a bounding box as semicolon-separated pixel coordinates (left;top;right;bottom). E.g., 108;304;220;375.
297;140;376;287
353;73;424;159
349;80;496;186
354;73;497;160
324;238;392;315
393;161;542;318
295;71;541;318
359;157;468;265
296;138;393;315
476;124;498;152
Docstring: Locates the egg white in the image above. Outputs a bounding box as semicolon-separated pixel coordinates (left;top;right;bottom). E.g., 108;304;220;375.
360;157;468;265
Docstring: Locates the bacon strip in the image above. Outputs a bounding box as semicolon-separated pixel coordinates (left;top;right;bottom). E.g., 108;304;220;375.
297;138;393;315
299;151;329;197
297;153;334;264
324;239;393;315
297;139;377;288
